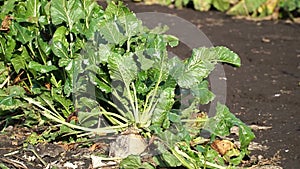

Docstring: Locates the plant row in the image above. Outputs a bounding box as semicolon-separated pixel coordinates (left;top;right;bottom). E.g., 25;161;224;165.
137;0;300;19
0;0;254;168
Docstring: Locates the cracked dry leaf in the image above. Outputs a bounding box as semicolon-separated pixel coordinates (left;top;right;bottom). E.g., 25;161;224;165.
211;139;234;156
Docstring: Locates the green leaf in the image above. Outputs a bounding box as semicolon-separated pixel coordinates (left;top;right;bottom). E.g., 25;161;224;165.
212;0;230;12
52;26;69;48
135;51;154;71
11;46;31;73
80;0;104;38
118;10;142;37
154;150;182;167
151;87;175;125
0;36;15;61
120;155;142;169
0;86;28;111
140;162;155;169
50;0;84;29
51;41;69;58
89;72;112;93
0;62;8;83
28;61;57;73
191;80;215;104
227;0;267;16
99;20;126;44
164;34;179;47
0;36;5;57
193;0;212;11
212;46;241;67
25;0;41;23
108;53;138;86
0;163;9;169
77;108;99;127
205;103;255;151
53;94;73;116
170;47;240;88
8;86;26;97
0;0;16;19
12;22;34;44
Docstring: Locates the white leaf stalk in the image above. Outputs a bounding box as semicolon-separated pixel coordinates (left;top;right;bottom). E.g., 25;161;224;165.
24;98;127;135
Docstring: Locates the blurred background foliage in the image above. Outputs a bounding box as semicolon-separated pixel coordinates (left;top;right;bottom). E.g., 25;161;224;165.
132;0;300;20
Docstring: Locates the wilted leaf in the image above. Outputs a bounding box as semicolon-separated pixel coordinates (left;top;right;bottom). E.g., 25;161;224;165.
0;16;13;31
211;139;235;155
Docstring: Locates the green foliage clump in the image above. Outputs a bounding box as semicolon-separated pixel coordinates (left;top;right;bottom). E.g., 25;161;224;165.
139;0;300;19
0;0;255;168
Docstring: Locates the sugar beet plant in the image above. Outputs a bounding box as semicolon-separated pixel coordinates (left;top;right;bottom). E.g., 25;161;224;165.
0;0;255;168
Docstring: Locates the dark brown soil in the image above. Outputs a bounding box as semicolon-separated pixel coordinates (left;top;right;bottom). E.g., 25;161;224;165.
1;1;299;169
124;1;300;168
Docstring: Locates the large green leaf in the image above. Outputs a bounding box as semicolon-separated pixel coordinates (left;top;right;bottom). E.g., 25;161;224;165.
50;0;84;29
80;0;103;38
52;26;69;48
212;0;230;12
0;86;28;111
99;21;126;44
25;0;40;23
154;150;182;167
12;22;34;44
108;53;138;86
119;10;142;38
170;47;240;89
135;51;154;71
89;72;112;93
51;41;69;58
28;61;57;73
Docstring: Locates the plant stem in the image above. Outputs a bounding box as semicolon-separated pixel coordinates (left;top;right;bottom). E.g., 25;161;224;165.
24;98;126;134
142;52;165;121
131;82;140;122
172;146;227;169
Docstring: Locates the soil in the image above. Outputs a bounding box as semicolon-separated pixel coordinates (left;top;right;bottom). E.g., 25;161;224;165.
0;1;299;169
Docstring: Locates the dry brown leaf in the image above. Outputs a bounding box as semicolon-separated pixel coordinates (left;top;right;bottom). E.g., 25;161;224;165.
211;139;234;155
0;15;13;31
